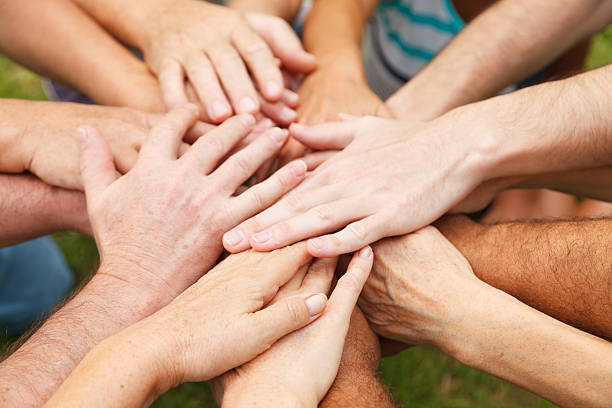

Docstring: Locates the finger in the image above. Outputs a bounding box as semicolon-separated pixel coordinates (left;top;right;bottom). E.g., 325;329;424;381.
158;58;189;110
255;242;313;294
259;95;297;126
180;114;256;174
278;138;307;168
277;262;311;295
184;51;232;123
224;160;307;248
112;146;139;175
184;121;217;145
301;257;337;294
308;214;391;257
247;292;327;353
302;150;338;170
207;45;260;114
251;157;277;185
77;126;118;200
248;197;374;252
289;122;357;150
245;14;316;74
232;24;283;102
327;247;373;319
139;104;200;161
224;182;346;252
212;127;288;192
282;89;299;109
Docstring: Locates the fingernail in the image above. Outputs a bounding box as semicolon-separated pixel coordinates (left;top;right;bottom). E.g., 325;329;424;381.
305;293;327;315
224;229;244;247
290;160;307;177
211;100;230;119
264;81;282;98
77;128;88;150
284;91;299;106
238;97;258;113
251;230;272;244
269;128;287;143
281;107;297;122
359;246;372;258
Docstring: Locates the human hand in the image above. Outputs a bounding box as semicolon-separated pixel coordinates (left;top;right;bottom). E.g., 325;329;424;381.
7;101;212;191
214;248;373;408
223;116;485;257
359;227;495;352
140;1;315;122
78;105;307;306
278;50;392;168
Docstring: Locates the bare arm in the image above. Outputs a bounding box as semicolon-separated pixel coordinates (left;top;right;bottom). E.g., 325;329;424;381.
387;0;612;120
319;307;396;408
0;174;88;247
436;215;612;340
227;0;303;21
0;0;163;112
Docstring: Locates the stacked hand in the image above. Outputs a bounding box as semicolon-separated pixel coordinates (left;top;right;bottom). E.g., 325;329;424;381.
139;1;315;122
214;249;373;407
79;104;308;306
223;116;484;257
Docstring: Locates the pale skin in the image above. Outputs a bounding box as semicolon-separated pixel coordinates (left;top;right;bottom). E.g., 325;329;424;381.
45;244;333;408
223;65;612;257
0;0;164;112
212;251;377;408
72;0;316;122
359;226;612;408
0;99;212;190
0;106;308;408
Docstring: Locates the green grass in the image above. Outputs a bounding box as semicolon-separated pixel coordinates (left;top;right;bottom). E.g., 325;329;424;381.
3;27;612;407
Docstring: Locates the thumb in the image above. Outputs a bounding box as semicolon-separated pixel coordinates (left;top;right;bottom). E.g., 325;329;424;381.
78;126;117;201
248;292;328;350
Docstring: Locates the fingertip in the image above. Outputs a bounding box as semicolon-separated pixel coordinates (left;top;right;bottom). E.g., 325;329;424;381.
358;246;373;259
287;159;307;178
237;96;260;115
307;237;338;258
263;80;283;101
236;113;257;127
304;293;327;316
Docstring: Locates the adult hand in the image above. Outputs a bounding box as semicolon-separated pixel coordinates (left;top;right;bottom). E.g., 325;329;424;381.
278;51;392;168
223;116;485;257
46;244;331;407
358;227;494;351
79;105;307;306
141;1;315;122
214;248;373;408
3;100;212;191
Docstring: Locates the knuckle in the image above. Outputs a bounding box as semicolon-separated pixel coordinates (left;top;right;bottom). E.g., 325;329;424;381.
246;188;266;211
311;205;332;223
203;136;226;158
346;222;368;241
284;299;307;324
285;193;304;213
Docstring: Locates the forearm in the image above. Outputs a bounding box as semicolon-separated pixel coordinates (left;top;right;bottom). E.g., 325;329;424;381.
228;0;302;21
44;327;166;408
320;372;395;408
0;0;162;111
304;0;374;59
436;216;612;339
0;174;88;247
443;287;612;408
388;0;612;120
0;269;165;407
452;66;612;180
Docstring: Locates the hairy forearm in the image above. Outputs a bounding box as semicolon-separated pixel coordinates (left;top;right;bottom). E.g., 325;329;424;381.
0;269;164;407
443;287;612;408
0;0;162;111
436;216;612;339
0;174;88;247
228;0;302;21
388;0;612;120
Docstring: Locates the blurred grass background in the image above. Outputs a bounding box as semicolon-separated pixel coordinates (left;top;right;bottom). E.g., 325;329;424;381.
2;25;612;408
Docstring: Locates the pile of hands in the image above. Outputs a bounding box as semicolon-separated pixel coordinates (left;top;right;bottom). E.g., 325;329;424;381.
29;0;521;405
